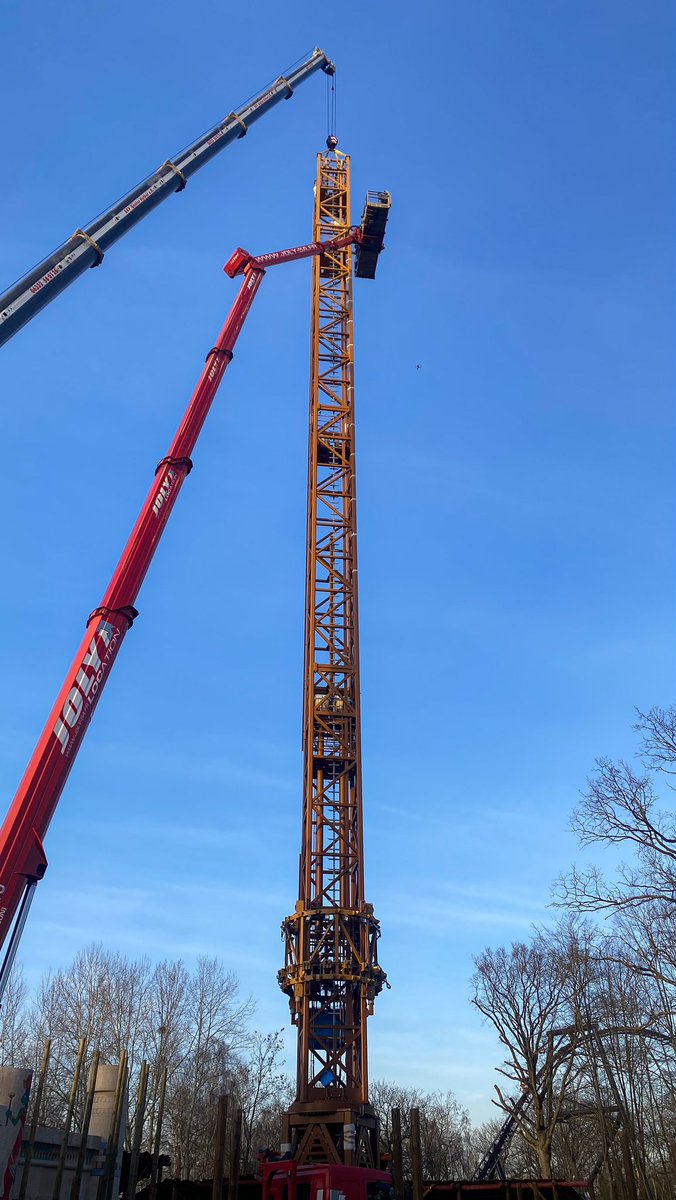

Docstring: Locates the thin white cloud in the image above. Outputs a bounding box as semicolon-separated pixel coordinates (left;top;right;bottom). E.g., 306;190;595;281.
92;740;297;794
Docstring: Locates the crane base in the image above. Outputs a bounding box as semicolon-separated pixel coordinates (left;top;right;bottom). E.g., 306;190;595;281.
281;1104;379;1167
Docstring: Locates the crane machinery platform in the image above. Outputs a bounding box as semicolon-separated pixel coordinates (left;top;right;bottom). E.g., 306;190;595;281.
354;192;391;279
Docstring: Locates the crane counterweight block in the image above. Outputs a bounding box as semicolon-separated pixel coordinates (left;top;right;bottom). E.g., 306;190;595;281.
354;191;391;279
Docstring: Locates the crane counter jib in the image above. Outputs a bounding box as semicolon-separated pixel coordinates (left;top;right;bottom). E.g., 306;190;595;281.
0;48;334;348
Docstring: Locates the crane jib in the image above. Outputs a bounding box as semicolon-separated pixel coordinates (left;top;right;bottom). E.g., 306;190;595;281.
0;48;333;348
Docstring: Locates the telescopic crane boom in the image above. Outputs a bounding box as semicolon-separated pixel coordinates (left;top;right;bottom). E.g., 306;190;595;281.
0;214;388;1002
0;49;334;348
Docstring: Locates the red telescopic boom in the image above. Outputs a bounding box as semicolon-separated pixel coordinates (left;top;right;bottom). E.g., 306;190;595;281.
0;228;359;998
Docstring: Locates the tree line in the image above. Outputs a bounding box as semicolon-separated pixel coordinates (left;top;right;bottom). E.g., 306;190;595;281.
1;948;494;1181
0;949;293;1181
471;705;676;1196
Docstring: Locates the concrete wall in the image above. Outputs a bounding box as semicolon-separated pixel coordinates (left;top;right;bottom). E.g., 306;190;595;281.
10;1127;102;1200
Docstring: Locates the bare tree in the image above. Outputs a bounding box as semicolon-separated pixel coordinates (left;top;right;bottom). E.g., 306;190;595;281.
471;931;581;1177
12;945;256;1179
0;965;30;1067
556;706;676;924
144;958;191;1154
551;706;676;1193
234;1030;289;1171
370;1081;473;1179
164;957;253;1179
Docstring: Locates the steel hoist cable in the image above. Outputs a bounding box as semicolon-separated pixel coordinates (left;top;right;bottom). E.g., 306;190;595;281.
326;69;337;146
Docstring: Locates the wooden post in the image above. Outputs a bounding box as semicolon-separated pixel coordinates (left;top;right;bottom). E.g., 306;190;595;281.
149;1067;167;1200
410;1108;422;1200
19;1037;51;1200
228;1107;242;1200
109;1053;129;1200
71;1049;100;1200
99;1051;128;1200
125;1061;149;1200
211;1095;229;1200
391;1109;404;1200
53;1038;86;1200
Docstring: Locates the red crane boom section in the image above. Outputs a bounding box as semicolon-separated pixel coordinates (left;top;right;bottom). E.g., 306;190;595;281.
0;230;356;966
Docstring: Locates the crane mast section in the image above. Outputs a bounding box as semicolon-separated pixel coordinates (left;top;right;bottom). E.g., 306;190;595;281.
278;151;385;1168
0;48;334;348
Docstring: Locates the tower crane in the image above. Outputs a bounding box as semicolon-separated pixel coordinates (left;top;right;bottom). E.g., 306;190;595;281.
0;49;334;348
277;150;388;1168
262;149;392;1200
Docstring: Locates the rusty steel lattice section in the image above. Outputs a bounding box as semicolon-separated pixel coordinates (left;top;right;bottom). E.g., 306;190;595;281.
278;150;386;1167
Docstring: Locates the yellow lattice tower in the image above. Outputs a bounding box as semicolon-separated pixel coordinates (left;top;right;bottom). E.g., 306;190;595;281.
277;149;387;1167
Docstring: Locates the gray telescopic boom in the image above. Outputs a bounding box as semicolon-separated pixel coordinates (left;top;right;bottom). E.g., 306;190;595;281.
0;48;334;348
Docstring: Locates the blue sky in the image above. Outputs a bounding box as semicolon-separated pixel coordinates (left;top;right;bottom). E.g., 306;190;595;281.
0;1;673;1122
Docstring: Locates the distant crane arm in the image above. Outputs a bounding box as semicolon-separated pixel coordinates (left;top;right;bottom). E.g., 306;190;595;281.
0;48;334;348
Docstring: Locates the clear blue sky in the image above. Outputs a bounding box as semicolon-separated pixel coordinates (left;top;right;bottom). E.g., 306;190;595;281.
0;1;673;1123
